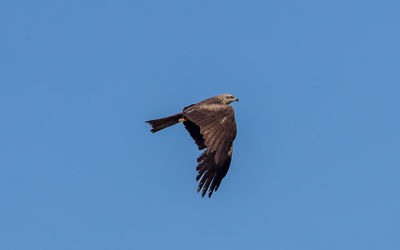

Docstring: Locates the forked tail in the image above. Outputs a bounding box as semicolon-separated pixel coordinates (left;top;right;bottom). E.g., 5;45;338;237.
145;113;183;133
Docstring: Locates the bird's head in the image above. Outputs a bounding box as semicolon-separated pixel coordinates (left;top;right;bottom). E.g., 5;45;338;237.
219;94;239;105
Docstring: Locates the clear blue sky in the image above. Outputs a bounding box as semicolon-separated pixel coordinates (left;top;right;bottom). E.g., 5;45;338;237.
1;1;399;249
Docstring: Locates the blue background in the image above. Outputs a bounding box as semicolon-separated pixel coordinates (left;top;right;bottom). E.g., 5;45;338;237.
2;1;399;249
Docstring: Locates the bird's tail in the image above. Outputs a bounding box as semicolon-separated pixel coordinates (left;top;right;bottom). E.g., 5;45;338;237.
145;113;184;133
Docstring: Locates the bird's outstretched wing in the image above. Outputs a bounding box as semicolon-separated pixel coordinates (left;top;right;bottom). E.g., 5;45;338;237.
183;104;237;197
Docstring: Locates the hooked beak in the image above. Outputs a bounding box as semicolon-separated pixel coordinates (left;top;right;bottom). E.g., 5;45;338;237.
235;97;239;102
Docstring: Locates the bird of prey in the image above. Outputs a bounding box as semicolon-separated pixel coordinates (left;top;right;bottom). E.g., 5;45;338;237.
146;94;239;198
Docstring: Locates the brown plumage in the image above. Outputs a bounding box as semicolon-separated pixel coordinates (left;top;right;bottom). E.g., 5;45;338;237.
145;94;239;198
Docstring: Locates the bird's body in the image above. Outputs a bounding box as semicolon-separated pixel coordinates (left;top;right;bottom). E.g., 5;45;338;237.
146;94;239;198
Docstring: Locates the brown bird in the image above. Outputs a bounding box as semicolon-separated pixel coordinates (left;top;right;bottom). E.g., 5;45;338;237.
146;94;239;198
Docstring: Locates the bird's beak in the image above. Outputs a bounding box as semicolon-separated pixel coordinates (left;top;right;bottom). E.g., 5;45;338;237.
235;97;239;102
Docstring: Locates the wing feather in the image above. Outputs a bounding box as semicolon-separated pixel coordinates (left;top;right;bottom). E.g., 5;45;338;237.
182;103;237;197
183;120;205;150
205;126;224;152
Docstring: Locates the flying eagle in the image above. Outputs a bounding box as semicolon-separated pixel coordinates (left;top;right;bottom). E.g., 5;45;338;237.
146;94;239;198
